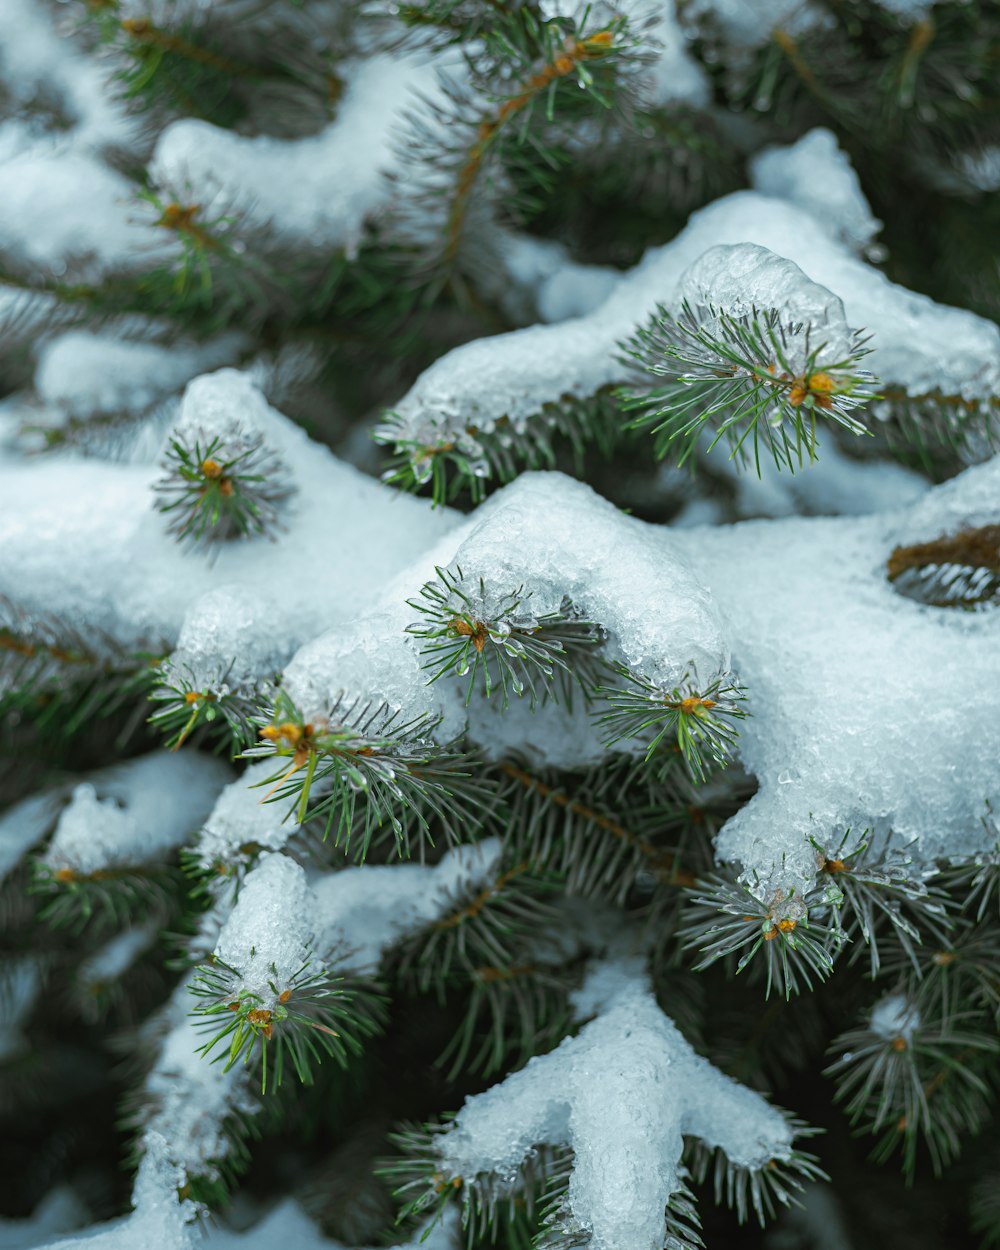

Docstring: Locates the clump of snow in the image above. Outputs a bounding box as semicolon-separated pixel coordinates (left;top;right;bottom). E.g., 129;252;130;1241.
142;976;260;1182
440;961;796;1250
312;840;504;976
281;472;730;755
750;129;882;255
676;455;1000;890
214;853;312;1000
42;753;231;876
194;766;301;871
0;370;458;654
870;994;920;1044
201;1204;458;1250
35;330;249;420
150;53;441;257
164;584;293;703
384;190;1000;465
676;242;862;372
0;153;166;280
0;0;137;154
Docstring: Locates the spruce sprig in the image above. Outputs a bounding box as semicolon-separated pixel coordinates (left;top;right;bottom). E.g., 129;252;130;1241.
596;667;748;783
620;300;877;473
825;997;1000;1176
376;392;622;507
406;565;605;708
154;430;294;550
814;831;951;977
148;659;265;752
686;1123;827;1226
682;874;843;1000
190;958;384;1093
245;692;492;858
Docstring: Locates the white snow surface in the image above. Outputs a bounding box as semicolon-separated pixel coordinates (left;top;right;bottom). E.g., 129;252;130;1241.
385;191;1000;460
0;370;458;653
441;960;795;1250
42;752;230;875
150;52;441;256
750;129;882;255
0;0;137;154
194;765;302;870
281;472;729;751
35;330;249;419
870;994;920;1043
674;454;1000;890
0;153;164;279
214;852;313;999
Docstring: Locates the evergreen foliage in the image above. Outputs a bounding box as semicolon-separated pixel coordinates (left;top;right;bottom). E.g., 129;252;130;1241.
0;2;998;1249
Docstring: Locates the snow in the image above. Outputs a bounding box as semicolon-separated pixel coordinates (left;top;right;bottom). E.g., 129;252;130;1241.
870;994;920;1044
750;129;882;256
0;370;458;655
41;753;231;876
383;191;1000;469
281;472;730;753
214;853;312;1000
78;926;158;989
0;0;136;154
440;961;796;1250
194;766;302;871
312;840;503;976
150;53;441;256
675;242;861;372
35;330;249;420
200;1205;457;1250
675;455;1000;891
0;1189;89;1249
30;1141;195;1250
0;791;64;881
142;976;259;1180
682;0;828;48
164;584;293;701
0;153;164;280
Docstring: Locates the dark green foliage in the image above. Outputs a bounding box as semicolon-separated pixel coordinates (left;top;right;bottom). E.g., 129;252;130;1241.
682;874;842;1000
406;565;606;708
190;958;386;1094
154;428;294;550
596;667;748;783
245;691;494;858
620;301;877;473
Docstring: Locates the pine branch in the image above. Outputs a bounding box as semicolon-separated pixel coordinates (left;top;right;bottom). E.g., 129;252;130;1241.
497;755;703;901
376;390;623;507
825;993;1000;1176
596;667;748;784
814;830;952;977
887;523;1000;609
148;657;268;753
190;958;385;1093
406;565;606;708
685;1120;826;1226
682;873;842;1000
620;299;877;474
153;427;294;550
245;691;493;859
